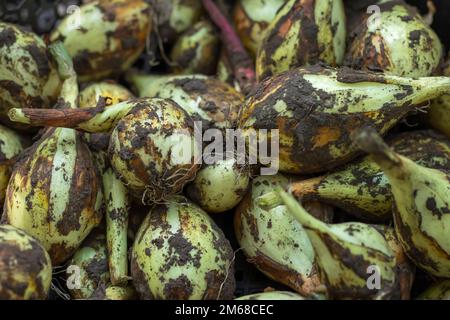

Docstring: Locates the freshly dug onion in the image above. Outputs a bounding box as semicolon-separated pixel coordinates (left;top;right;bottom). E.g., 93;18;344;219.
0;124;26;204
345;1;443;77
131;196;235;300
128;73;244;129
238;65;450;174
149;0;202;45
79;82;135;109
0;22;61;127
235;291;310;300
4;43;103;265
234;174;323;296
256;0;346;80
170;20;220;75
186;157;251;213
66;231;109;300
9;98;201;204
233;0;287;57
50;0;152;82
0;225;52;300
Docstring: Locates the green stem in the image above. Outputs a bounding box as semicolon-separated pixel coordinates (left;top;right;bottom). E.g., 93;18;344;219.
49;42;78;109
103;168;130;286
275;187;330;233
256;191;284;209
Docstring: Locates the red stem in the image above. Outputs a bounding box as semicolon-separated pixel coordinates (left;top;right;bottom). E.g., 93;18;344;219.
202;0;256;94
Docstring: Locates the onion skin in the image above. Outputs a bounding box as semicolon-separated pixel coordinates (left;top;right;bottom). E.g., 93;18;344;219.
345;1;443;78
238;65;450;174
289;130;450;221
233;0;287;57
50;0;152;82
128;74;244;130
0;124;26;205
170;21;220;75
67;231;109;300
234;174;323;297
276;188;400;300
187;158;251;213
0;22;61;128
131;196;235;300
256;0;346;81
0;225;52;300
4;128;103;265
107;99;200;202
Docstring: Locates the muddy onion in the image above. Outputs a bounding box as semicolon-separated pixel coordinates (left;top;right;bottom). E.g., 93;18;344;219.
0;225;52;300
3;43;103;265
256;0;346;80
345;1;443;77
238;65;450;174
0;22;61;128
66;231;109;299
131;195;235;300
170;20;220;75
50;0;152;82
186;157;251;213
234;174;322;296
0;125;27;205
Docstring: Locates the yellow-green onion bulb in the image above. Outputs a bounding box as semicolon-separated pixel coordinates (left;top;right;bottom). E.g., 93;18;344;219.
345;1;443;77
0;124;26;205
256;0;346;80
234;174;323;297
149;0;202;45
187;157;251;213
131;196;235;299
128;73;244;129
0;22;61;128
79;82;135;109
66;231;109;300
0;225;52;300
170;20;220;75
50;0;152;82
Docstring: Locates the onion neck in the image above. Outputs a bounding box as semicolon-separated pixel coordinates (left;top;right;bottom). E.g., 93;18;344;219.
276;187;330;234
49;42;78;109
354;127;405;179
